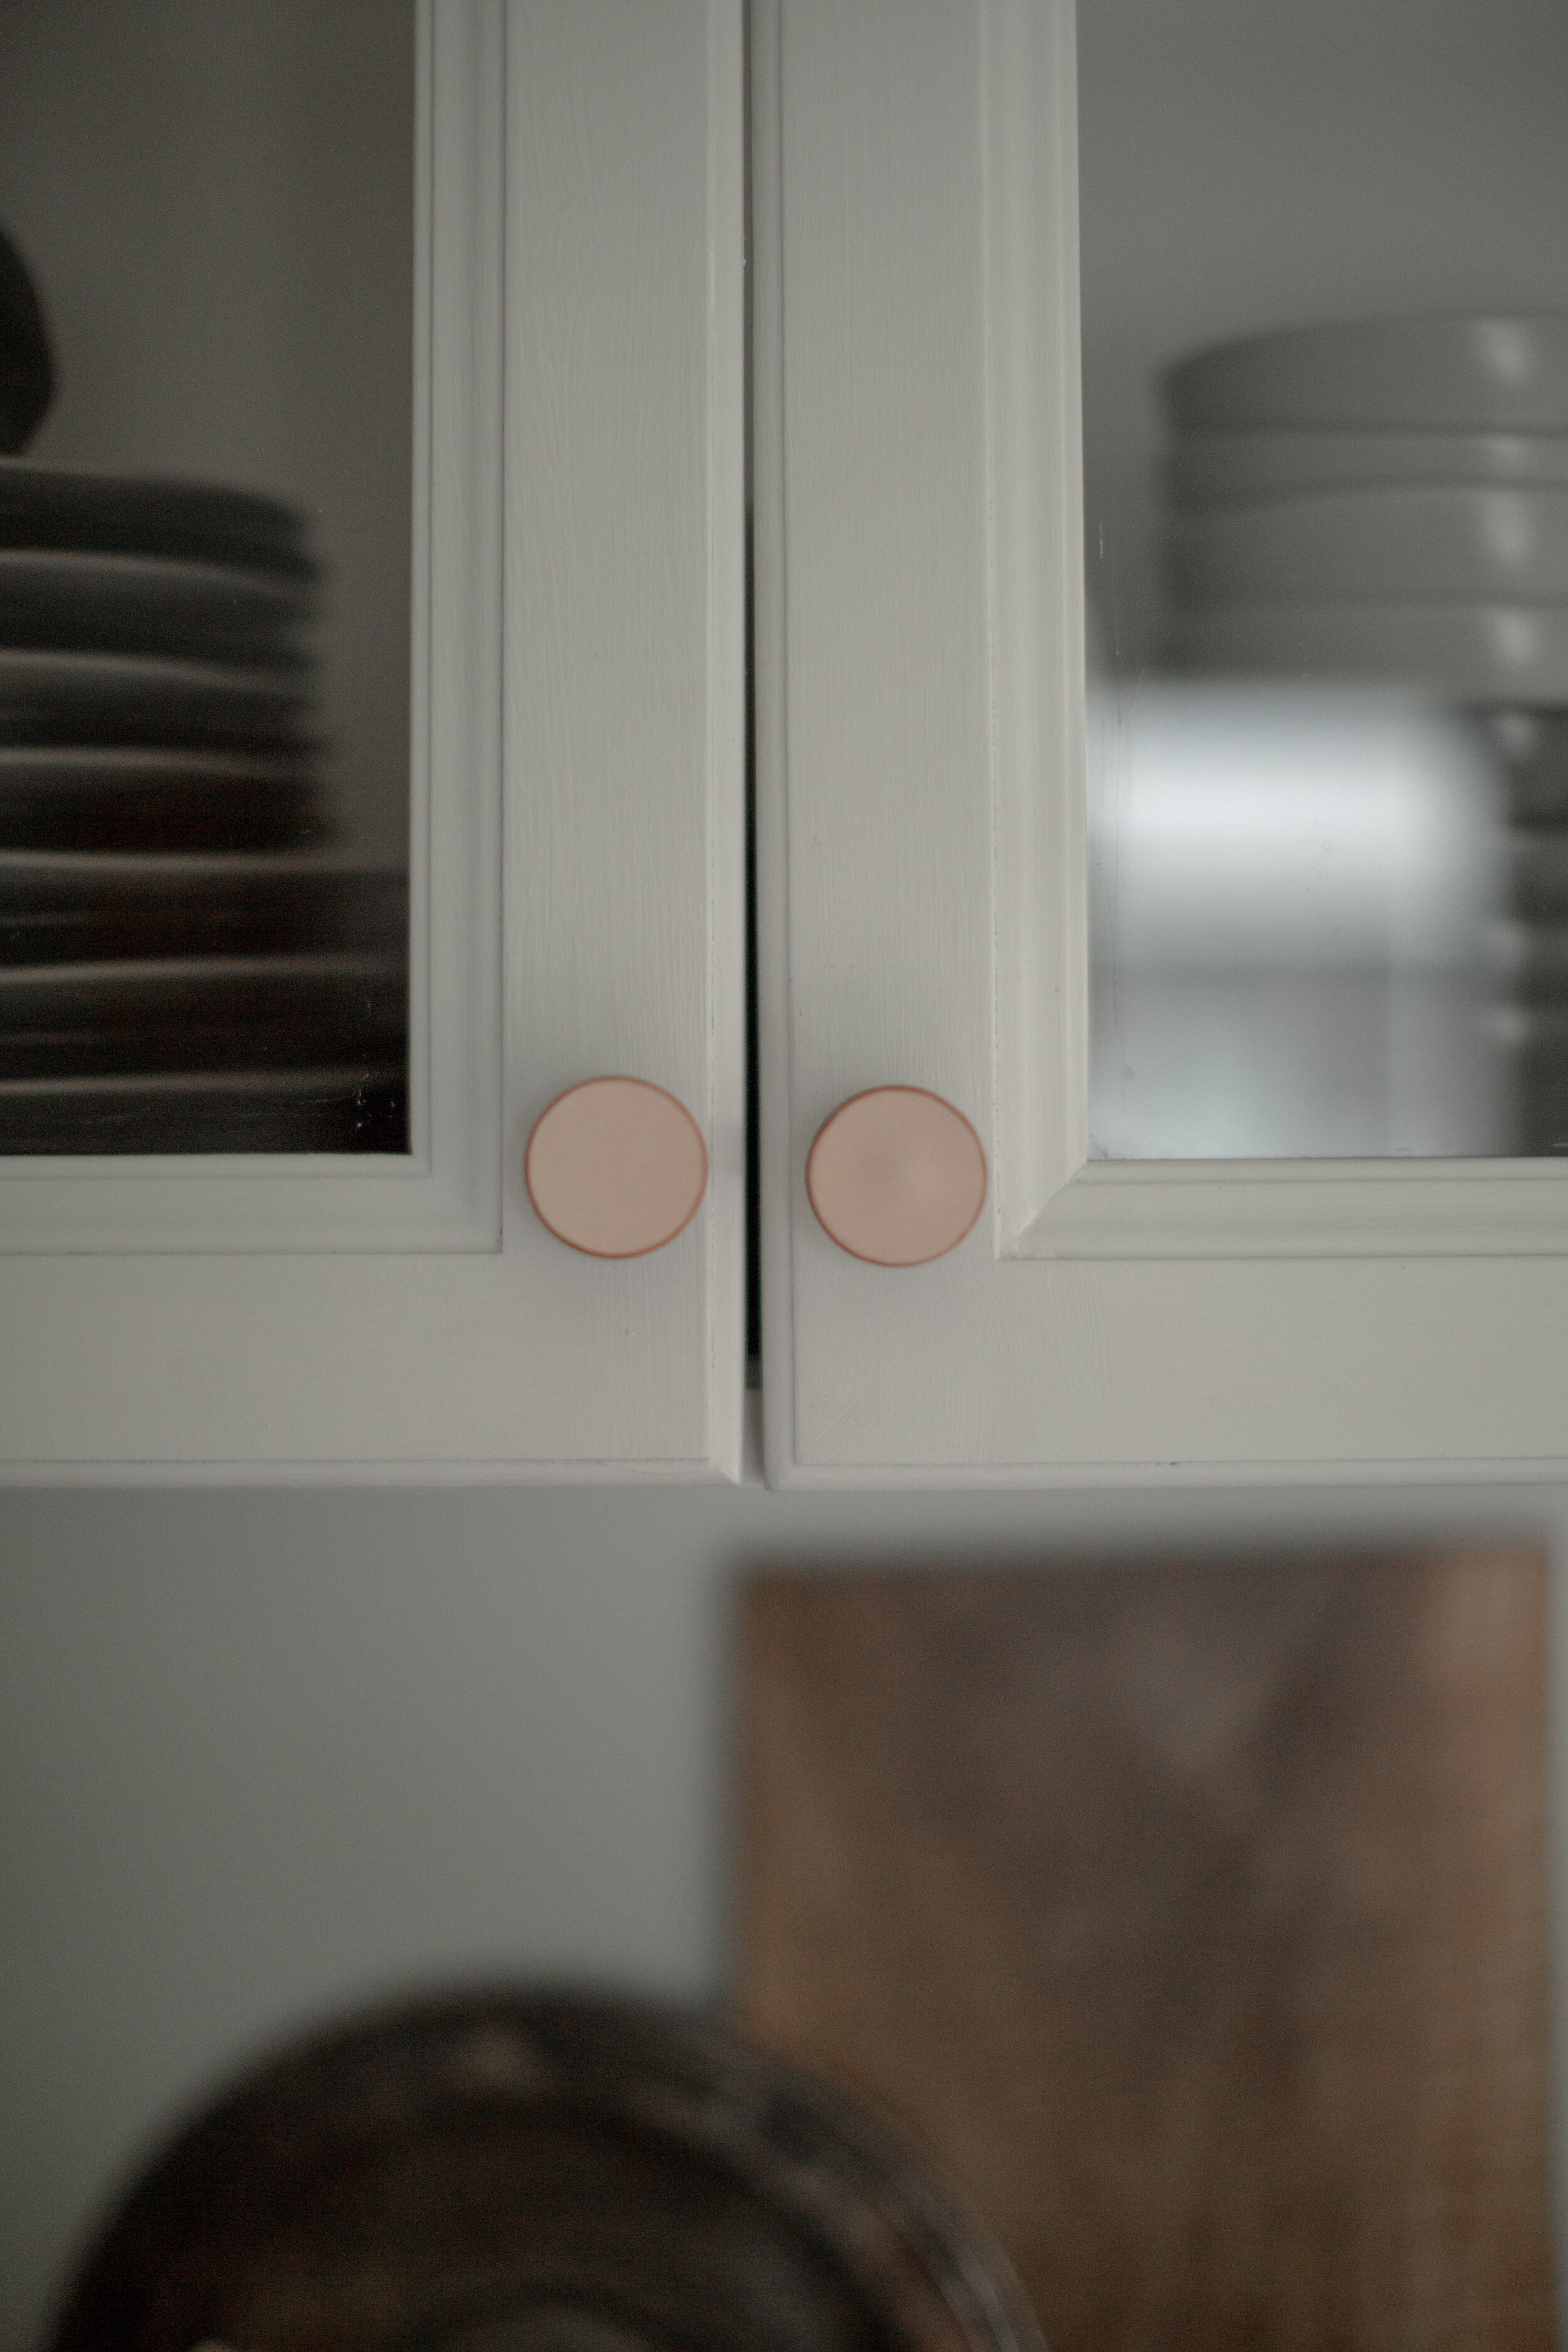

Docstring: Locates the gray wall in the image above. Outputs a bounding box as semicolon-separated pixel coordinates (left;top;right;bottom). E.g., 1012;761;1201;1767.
1;1470;1564;2347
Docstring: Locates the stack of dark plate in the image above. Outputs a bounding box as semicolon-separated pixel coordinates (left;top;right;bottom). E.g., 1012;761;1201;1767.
0;458;407;1153
1160;312;1568;1153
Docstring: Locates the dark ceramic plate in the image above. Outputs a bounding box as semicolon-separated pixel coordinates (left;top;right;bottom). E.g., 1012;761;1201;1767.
0;1062;406;1153
0;457;312;574
0;852;406;965
0;746;330;852
0;948;406;1082
0;648;314;751
45;1991;1046;2352
0;547;313;664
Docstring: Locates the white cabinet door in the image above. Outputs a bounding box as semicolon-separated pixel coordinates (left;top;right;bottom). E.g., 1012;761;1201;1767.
755;0;1568;1484
0;0;745;1480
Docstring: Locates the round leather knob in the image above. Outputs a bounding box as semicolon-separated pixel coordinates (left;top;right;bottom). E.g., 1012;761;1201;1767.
805;1086;987;1266
525;1077;707;1258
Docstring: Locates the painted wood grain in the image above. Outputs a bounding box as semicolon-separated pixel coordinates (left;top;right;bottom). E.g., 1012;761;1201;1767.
738;1550;1551;2350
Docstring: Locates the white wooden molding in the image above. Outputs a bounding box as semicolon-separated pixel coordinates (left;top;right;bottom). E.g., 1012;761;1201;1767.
503;0;747;1483
985;0;1090;1251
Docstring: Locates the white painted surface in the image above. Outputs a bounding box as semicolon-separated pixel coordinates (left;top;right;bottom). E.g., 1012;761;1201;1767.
756;0;1568;1481
0;0;746;1478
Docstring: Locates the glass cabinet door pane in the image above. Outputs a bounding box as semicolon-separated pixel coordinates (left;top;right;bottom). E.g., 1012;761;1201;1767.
0;0;412;1152
1079;0;1568;1158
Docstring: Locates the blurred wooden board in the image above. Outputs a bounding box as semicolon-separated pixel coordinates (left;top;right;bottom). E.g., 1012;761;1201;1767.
737;1550;1551;2352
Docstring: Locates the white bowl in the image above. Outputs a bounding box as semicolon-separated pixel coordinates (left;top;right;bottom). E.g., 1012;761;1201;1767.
1168;428;1568;511
1167;603;1568;699
1163;315;1568;433
1168;486;1568;606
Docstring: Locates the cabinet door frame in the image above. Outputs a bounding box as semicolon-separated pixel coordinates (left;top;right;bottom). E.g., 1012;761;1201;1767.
755;0;1568;1485
0;0;502;1256
0;0;746;1480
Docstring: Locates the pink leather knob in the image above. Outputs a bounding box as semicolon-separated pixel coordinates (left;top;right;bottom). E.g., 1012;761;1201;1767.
525;1076;707;1258
805;1086;987;1266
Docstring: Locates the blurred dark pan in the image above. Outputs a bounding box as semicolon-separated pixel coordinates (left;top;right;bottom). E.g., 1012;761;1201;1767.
0;950;406;1081
45;1988;1044;2352
0;456;312;574
0;1063;407;1153
0;746;329;851
0;853;406;965
0;548;312;665
0;648;314;750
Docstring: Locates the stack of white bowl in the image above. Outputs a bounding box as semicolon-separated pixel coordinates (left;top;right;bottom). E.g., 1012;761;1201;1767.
1162;313;1568;1153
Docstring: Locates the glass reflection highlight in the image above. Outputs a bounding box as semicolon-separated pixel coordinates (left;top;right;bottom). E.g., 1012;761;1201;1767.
1088;684;1511;1158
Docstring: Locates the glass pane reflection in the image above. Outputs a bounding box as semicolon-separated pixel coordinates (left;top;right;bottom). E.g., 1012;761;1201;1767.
0;0;413;1153
1088;683;1509;1158
1079;0;1568;1159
